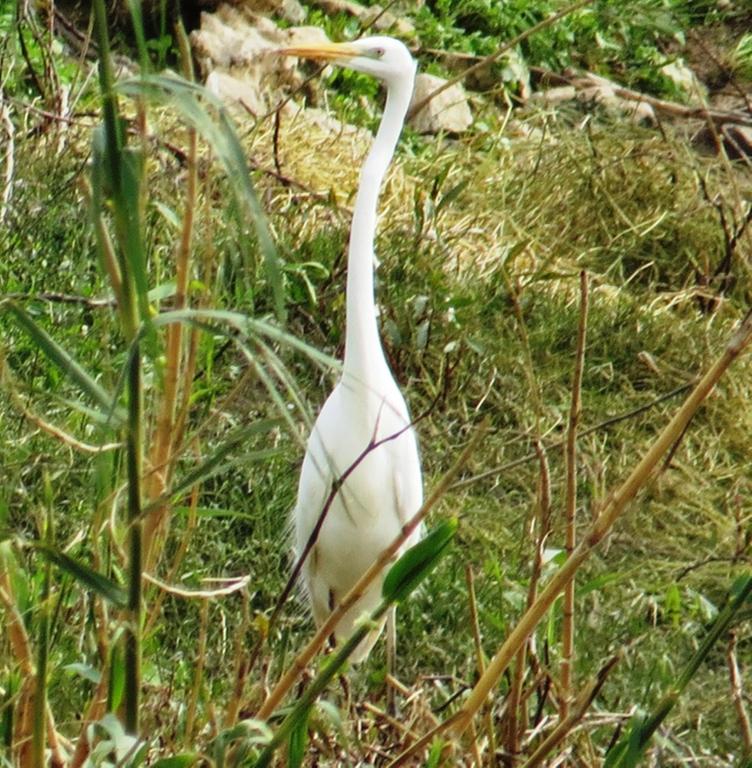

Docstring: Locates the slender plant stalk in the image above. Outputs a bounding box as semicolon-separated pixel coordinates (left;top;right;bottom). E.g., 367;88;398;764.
225;589;252;726
69;667;111;768
388;311;752;767
522;652;620;768
92;0;146;736
453;382;693;491
560;271;589;719
468;718;484;768
0;561;34;766
144;480;200;637
143;20;199;569
466;565;497;768
607;575;752;766
727;630;752;758
506;442;551;761
255;426;485;719
503;279;547;761
125;346;143;735
184;599;210;744
31;503;53;768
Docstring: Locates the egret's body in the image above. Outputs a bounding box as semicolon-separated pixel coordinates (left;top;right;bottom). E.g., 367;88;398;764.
288;37;422;660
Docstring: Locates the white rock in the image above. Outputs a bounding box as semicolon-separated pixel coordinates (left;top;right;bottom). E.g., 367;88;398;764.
206;70;268;115
306;0;415;34
722;124;752;159
243;0;307;24
531;85;577;106
190;5;339;116
408;73;472;134
660;58;705;103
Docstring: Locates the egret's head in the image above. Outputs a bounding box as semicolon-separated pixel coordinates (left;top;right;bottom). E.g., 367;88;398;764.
280;36;416;87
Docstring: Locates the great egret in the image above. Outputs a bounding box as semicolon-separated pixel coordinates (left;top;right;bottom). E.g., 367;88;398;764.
284;37;422;662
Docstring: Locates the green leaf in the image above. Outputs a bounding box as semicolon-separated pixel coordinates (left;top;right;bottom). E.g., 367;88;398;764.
425;738;445;768
605;574;752;768
150;756;199;768
151;308;339;370
117;75;286;323
288;713;309;768
63;662;102;685
382;519;458;604
109;642;126;711
142;419;283;516
31;542;127;608
5;302;124;425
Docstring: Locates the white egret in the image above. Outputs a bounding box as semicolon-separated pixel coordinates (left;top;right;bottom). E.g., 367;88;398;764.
285;37;422;662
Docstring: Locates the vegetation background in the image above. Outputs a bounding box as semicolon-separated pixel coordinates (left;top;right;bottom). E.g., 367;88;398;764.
1;0;752;765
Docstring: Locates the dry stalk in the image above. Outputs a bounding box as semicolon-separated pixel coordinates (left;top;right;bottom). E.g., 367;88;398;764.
0;582;33;767
143;92;199;568
255;426;485;719
68;667;111;768
171;181;216;472
0;359;120;454
468;718;484;768
521;652;620;768
225;590;252;726
80;177;124;314
454;382;693;491
560;271;589;719
466;565;497;767
184;598;210;745
388;311;752;767
506;442;551;763
1;96;15;223
726;630;752;758
144;479;201;636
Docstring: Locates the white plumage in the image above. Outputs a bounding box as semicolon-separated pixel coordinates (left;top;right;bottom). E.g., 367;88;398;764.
287;37;422;660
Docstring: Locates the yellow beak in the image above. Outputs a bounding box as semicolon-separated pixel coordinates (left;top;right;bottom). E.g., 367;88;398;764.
278;41;361;61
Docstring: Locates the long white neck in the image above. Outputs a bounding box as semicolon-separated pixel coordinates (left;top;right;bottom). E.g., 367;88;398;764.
342;71;415;381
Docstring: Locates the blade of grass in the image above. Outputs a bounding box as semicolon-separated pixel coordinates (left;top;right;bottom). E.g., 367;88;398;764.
561;270;589;718
118;75;285;322
4;302;124;424
30;543;128;608
31;493;53;768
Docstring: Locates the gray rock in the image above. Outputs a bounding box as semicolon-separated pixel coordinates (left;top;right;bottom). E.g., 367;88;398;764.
408;73;473;134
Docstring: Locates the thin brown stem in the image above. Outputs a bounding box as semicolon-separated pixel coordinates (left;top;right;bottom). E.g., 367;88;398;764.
453;381;693;491
560;271;589;719
225;590;252;726
727;630;752;758
506;442;551;763
143;76;199;568
184;599;210;745
521;652;620;768
466;565;497;768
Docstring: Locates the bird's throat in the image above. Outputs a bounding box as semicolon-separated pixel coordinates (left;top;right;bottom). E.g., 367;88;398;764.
342;75;415;383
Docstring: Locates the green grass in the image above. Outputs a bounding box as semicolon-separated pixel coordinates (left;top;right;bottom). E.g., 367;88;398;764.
2;0;752;765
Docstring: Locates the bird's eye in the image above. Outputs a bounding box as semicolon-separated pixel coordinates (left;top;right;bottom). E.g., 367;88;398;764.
371;47;385;59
